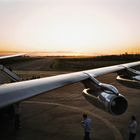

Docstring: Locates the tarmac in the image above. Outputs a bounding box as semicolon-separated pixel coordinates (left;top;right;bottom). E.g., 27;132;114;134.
0;72;140;140
1;101;121;140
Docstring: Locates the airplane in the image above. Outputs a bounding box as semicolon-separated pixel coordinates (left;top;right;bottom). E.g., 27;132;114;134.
0;54;139;122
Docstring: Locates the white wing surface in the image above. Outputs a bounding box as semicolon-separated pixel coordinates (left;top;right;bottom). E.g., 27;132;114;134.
0;53;26;60
0;61;139;108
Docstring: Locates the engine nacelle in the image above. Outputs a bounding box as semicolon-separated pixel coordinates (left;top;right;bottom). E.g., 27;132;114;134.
116;75;140;89
82;74;128;115
83;88;128;116
117;67;140;89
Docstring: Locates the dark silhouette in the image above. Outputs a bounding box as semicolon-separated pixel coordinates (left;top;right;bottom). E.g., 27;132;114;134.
13;103;21;130
128;115;137;140
81;114;92;140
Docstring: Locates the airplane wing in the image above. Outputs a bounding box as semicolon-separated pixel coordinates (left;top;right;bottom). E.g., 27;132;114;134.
0;53;26;60
0;61;139;110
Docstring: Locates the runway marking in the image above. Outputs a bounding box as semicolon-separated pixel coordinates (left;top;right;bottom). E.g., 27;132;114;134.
24;101;123;140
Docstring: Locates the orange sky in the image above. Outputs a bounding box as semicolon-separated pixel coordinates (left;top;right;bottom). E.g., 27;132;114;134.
0;0;140;55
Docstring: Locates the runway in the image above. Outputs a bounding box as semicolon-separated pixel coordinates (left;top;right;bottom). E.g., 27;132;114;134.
23;101;123;140
2;99;122;140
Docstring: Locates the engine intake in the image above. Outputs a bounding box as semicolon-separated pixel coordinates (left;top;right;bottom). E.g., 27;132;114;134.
83;88;128;115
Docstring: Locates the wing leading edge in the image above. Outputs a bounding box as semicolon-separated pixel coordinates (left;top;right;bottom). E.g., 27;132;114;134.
0;53;26;60
0;61;139;108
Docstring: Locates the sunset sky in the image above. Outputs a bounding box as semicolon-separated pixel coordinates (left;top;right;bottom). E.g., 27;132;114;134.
0;0;140;55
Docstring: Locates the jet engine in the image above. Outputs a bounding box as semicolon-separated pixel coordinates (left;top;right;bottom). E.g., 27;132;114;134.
116;67;140;89
82;74;128;116
83;88;127;115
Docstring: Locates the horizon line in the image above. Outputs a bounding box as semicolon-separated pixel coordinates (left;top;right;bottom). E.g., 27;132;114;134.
0;51;140;57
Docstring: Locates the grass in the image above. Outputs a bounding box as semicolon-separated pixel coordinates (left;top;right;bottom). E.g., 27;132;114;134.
4;54;140;71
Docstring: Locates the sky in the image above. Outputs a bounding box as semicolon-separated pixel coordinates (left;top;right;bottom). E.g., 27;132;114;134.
0;0;140;55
